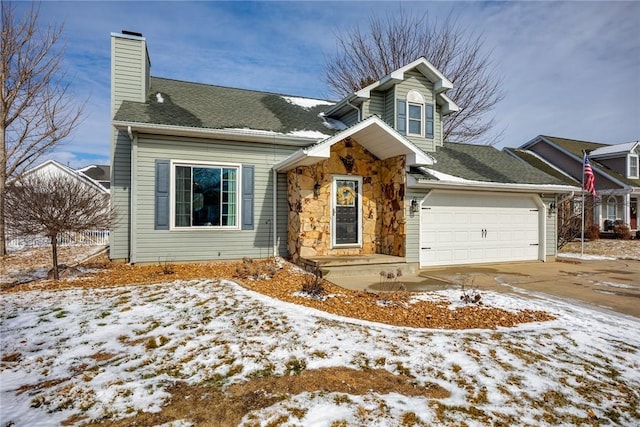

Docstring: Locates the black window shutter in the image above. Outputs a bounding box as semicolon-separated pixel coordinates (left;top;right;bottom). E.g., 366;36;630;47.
396;99;406;135
425;103;434;139
242;165;254;230
155;159;170;230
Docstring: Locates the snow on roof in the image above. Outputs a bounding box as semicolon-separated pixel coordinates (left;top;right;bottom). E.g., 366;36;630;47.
281;96;333;109
590;141;639;157
222;127;329;140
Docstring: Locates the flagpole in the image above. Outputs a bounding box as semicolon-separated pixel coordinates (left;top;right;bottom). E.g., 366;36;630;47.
581;151;586;258
581;189;585;257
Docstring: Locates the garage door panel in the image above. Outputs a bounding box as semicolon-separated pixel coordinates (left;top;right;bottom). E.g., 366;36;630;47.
420;192;541;267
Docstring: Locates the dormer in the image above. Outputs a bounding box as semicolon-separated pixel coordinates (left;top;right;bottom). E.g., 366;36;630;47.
590;141;640;180
324;57;459;154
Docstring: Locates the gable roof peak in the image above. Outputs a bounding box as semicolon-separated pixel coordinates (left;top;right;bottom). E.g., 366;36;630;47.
355;56;453;98
324;57;459;118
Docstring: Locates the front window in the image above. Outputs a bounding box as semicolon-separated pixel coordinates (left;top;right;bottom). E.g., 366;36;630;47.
606;196;618;221
174;164;238;227
629;154;639;178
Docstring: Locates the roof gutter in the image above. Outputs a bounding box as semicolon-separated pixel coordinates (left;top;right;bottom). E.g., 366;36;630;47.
113;121;321;147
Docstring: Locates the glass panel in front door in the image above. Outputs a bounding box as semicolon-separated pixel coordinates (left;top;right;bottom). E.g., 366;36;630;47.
335;179;359;245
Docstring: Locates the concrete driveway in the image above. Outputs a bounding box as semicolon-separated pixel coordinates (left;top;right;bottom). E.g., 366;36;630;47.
331;257;640;318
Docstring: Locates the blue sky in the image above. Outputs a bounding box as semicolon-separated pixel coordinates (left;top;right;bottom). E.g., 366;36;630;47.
13;0;640;168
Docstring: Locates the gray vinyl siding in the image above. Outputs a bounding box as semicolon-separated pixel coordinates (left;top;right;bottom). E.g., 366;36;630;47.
383;88;394;127
543;196;557;257
340;108;359;127
110;35;149;115
276;172;289;256
404;188;430;264
395;71;439;153
435;109;444;146
130;135;297;263
365;92;385;119
109;130;132;260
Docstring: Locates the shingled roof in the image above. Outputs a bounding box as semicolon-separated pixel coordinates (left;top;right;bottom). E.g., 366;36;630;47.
419;142;568;185
113;77;337;138
503;148;579;186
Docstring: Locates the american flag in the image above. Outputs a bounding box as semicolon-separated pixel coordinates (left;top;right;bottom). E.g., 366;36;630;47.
583;153;597;198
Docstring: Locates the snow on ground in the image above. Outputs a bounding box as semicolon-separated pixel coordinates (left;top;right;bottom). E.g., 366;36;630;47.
1;278;640;426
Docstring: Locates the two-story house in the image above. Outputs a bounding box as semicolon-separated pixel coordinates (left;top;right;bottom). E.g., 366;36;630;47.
511;136;640;233
110;31;577;270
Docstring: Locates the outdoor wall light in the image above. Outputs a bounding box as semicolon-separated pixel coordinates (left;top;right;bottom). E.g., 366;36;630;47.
549;201;556;213
410;198;419;213
313;183;321;199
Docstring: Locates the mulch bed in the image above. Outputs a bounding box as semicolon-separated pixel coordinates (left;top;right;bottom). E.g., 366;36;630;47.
3;253;555;330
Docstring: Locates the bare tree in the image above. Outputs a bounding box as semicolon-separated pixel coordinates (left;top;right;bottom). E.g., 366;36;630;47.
325;11;505;145
557;196;598;249
5;172;112;279
1;1;84;256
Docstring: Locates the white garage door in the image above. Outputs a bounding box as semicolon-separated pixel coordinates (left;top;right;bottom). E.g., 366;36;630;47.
420;192;541;267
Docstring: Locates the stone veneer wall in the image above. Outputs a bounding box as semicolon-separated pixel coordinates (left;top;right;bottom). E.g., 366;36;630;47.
287;138;406;262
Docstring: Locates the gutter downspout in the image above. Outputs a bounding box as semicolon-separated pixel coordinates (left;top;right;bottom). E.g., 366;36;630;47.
127;126;137;263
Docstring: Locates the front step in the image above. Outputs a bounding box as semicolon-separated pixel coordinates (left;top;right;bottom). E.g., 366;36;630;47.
299;255;417;280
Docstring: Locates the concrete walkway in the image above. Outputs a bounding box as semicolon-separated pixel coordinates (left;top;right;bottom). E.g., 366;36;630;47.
328;256;640;318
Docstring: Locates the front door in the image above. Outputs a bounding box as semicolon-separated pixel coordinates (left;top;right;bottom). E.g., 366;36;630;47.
332;176;361;247
631;198;638;229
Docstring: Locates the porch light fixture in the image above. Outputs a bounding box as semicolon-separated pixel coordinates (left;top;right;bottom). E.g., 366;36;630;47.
549;201;556;213
410;198;419;213
313;182;321;199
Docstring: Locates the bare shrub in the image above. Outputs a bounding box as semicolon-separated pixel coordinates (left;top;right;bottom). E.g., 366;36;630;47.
301;267;325;299
613;224;632;240
379;268;407;292
235;257;277;280
585;224;601;240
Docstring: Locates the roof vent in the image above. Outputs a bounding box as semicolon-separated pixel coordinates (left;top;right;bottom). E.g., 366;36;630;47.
122;30;143;37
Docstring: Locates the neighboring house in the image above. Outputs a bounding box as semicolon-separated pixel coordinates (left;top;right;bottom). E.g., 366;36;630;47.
110;31;577;269
19;160;110;196
508;136;640;232
6;160;111;248
77;164;111;191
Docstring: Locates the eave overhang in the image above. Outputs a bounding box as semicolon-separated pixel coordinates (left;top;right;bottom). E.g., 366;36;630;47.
274;115;435;172
113;121;320;147
408;173;580;194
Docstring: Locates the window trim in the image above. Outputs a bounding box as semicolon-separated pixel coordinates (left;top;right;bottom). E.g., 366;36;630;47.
628;154;639;179
170;159;242;231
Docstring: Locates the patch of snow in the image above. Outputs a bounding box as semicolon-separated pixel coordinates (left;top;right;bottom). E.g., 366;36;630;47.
558;253;617;261
319;114;348;131
597;281;640;290
156;93;164;103
221;127;328;140
287;130;329;139
282;96;333;109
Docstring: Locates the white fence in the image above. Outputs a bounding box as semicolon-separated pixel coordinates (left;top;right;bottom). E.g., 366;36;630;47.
7;229;110;250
